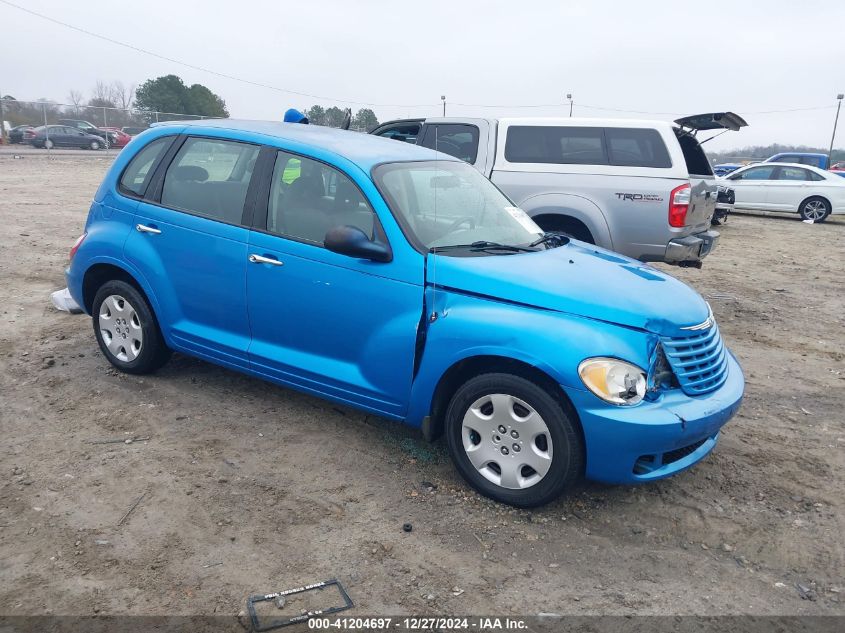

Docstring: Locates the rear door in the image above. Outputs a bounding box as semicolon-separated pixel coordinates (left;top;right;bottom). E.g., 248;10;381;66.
767;165;820;211
725;164;778;209
124;135;260;370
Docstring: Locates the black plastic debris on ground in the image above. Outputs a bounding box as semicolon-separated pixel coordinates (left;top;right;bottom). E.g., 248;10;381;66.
246;579;353;631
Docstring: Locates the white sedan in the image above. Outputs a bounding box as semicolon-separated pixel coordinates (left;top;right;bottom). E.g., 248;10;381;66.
718;162;845;222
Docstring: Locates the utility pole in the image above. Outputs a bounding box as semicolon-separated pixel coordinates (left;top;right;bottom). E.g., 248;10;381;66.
828;93;844;164
567;93;573;117
441;95;446;117
0;89;6;145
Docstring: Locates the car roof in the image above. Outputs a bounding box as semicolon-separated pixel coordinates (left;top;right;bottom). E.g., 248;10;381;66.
729;162;833;177
497;116;675;130
154;118;456;171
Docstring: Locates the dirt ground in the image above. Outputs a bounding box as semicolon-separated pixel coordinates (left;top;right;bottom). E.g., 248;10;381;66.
1;153;843;618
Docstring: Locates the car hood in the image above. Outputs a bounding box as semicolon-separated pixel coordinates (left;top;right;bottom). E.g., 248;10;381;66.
431;242;710;336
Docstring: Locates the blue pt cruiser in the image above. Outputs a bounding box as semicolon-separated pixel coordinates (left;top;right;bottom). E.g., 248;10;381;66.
66;120;744;507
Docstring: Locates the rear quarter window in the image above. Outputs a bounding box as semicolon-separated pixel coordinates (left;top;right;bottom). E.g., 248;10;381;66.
118;136;173;197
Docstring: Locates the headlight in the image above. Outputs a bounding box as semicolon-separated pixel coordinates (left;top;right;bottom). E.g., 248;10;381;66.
578;357;647;406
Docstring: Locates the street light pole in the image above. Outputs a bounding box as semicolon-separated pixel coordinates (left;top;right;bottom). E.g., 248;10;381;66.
567;93;573;117
828;93;844;164
441;95;446;117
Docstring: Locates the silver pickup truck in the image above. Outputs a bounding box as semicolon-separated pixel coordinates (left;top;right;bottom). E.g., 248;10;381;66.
371;112;746;266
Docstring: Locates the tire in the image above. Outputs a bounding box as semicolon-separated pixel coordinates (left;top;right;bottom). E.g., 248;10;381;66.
90;140;101;150
798;196;831;222
92;280;171;374
44;139;54;149
444;373;584;507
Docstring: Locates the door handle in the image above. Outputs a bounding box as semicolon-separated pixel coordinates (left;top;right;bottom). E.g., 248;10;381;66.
248;254;283;266
136;224;161;235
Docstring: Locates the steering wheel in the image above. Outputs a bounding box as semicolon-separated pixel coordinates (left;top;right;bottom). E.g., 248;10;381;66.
447;216;476;232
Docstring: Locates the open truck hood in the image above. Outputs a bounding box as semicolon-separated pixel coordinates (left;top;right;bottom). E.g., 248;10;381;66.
431;242;710;336
674;112;748;132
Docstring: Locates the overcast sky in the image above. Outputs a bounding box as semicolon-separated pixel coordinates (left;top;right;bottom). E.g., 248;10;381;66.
2;0;843;153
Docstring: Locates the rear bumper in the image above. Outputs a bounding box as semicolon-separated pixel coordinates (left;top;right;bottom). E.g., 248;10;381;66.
665;229;719;264
563;351;744;484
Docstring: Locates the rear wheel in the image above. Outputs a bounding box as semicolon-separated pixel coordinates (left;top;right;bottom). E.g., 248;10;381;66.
445;373;584;507
92;280;171;374
799;196;830;222
89;140;101;150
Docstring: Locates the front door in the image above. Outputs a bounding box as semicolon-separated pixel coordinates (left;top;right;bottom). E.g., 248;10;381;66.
124;135;260;369
245;150;423;418
728;164;777;209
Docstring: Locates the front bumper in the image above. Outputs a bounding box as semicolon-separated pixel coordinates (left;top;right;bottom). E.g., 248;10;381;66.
665;230;719;264
563;351;744;484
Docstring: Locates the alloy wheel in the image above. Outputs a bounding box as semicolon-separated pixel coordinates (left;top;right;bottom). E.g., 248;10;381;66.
461;393;553;489
802;200;828;221
98;294;143;362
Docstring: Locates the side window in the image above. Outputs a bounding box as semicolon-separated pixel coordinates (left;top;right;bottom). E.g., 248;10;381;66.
161;137;259;224
777;166;812;181
808;171;825;181
420;124;480;163
732;166;777;180
374;122;422;144
266;151;376;245
505;126;608;165
800;156;823;167
605;128;671;168
119;137;172;196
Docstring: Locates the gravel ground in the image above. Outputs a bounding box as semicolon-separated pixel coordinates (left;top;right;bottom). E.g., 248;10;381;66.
1;154;843;618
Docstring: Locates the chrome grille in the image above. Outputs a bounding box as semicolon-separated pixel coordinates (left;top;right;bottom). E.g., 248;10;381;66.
661;323;728;396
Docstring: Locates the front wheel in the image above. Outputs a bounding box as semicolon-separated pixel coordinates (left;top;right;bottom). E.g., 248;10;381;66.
43;139;54;149
92;280;171;374
90;140;101;150
799;196;831;222
445;373;584;507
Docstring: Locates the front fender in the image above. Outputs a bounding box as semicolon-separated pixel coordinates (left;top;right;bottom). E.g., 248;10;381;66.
406;287;654;427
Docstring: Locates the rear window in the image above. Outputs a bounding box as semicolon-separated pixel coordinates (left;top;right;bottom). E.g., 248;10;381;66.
420;124;480;163
504;126;670;168
119;137;172;197
674;131;713;176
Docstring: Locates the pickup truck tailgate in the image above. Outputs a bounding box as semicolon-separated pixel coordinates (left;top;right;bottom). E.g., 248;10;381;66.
687;176;717;230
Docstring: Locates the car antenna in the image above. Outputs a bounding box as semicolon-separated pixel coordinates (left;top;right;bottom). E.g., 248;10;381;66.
429;125;439;323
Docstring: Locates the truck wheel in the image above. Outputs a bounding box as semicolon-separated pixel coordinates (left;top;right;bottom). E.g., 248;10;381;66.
445;373;584;507
92;280;171;374
798;197;830;222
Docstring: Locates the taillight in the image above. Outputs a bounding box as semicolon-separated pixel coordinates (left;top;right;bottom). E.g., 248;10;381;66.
669;184;691;228
69;232;87;261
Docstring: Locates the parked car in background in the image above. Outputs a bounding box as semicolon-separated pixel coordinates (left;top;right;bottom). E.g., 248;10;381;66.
372;112;748;267
121;126;148;137
28;125;106;150
58;119;116;147
719;162;845;221
101;127;131;148
713;163;742;176
63;120;744;507
765;152;829;169
9;125;33;144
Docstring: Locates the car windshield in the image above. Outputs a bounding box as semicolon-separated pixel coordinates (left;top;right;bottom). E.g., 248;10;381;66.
373;160;543;252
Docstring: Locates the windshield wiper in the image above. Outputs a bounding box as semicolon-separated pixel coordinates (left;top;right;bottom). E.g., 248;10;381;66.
529;232;570;249
431;241;535;253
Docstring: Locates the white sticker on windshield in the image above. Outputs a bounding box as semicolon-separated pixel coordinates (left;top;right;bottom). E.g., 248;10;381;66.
504;206;542;234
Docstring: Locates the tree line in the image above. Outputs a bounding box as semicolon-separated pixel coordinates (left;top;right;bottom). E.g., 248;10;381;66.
707;143;845;164
304;105;379;131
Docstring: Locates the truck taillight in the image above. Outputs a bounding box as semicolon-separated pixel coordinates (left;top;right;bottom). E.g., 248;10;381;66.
69;232;87;261
669;184;691;228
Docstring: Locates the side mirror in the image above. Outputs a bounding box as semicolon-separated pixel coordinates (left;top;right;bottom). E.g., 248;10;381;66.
324;225;392;263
